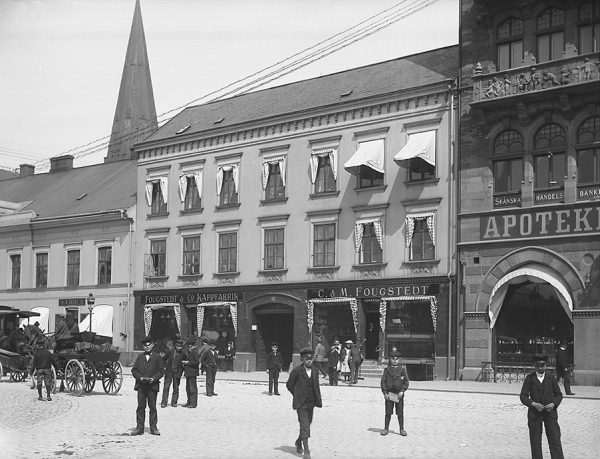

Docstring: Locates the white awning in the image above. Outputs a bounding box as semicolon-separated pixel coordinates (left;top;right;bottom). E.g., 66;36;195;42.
344;139;384;176
394;130;436;166
488;264;573;329
19;306;49;332
79;304;113;338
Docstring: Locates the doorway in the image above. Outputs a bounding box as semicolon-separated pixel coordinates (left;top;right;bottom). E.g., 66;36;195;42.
364;312;380;360
254;305;294;371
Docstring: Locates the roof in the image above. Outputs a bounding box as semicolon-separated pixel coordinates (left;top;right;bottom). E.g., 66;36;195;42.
0;160;137;220
143;45;458;144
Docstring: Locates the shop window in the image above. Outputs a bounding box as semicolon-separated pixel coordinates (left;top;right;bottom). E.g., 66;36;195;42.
496;17;523;70
36;253;48;288
97;247;112;285
264;228;284;270
10;254;20;289
314;154;336;194
577;117;600;186
536;8;565;63
184;176;201;210
357;221;383;264
150;239;166;276
533;123;566;190
217;163;239;207
218;232;237;273
493;130;524;198
182;236;201;275
66;250;80;287
579;1;600;54
265;163;285;200
313;223;336;267
385;300;435;359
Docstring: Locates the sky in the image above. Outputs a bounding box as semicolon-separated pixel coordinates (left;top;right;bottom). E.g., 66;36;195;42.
0;0;458;172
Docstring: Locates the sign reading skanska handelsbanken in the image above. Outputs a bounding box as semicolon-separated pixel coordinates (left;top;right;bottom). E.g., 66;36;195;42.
480;202;600;240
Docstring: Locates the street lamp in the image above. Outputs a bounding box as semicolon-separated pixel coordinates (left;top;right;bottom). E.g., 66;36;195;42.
87;292;95;333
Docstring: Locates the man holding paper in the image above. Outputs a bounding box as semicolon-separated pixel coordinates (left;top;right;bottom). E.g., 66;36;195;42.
380;350;409;436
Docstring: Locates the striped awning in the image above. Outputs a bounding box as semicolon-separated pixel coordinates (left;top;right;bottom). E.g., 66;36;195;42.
344;139;384;176
394;130;436;166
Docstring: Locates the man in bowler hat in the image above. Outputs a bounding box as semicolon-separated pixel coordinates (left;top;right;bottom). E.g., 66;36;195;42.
182;339;200;408
286;347;322;459
202;338;219;396
520;354;564;458
555;339;575;395
327;339;341;386
266;341;283;395
161;339;185;407
131;336;164;435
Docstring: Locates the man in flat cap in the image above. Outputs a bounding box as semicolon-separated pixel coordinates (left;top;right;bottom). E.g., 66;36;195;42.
286;347;322;459
131;336;164;435
161;339;185;408
266;341;283;396
520;354;564;458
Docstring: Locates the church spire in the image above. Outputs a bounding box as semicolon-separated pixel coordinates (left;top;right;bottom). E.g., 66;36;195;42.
106;0;157;162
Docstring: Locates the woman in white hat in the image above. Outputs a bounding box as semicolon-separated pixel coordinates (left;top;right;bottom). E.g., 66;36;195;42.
340;340;353;382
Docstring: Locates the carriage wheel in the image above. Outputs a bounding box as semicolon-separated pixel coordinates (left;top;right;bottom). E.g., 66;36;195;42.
10;369;27;382
82;361;96;393
65;360;85;396
102;361;123;395
0;360;3;379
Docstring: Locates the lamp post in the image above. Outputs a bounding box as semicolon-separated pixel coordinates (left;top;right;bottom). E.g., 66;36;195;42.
87;292;95;333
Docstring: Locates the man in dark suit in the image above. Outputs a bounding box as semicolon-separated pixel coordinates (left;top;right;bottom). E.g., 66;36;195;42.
161;339;185;407
182;339;200;408
555;339;575;396
202;339;219;396
266;341;283;395
349;342;364;384
131;336;164;436
286;347;322;459
327;339;340;386
520;354;564;459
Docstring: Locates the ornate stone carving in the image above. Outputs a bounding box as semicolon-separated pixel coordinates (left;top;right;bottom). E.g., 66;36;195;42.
313;271;334;280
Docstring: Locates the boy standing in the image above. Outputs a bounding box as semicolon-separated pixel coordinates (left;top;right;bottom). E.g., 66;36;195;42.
29;339;55;401
202;339;219;396
131;336;164;435
286;347;322;459
161;339;185;407
380;350;409;436
266;341;283;395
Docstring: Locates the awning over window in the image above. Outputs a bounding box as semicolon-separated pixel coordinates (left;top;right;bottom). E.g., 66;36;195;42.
344;139;384;176
178;170;203;202
354;218;383;252
394;130;436;166
19;306;49;332
488;264;573;329
261;155;287;190
145;177;169;206
79;304;114;338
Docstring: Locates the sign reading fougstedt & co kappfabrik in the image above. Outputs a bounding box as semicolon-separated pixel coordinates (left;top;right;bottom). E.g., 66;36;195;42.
142;290;242;305
480;202;600;240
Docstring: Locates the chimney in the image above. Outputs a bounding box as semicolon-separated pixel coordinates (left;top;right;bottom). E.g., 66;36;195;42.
19;164;35;177
49;155;74;172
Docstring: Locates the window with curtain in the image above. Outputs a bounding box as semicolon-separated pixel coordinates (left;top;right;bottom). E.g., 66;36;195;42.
359;166;384;189
36;253;48;288
315;155;336;193
219;232;237;273
66;250;80;287
313;223;335;267
220;169;238;206
533;123;566;189
410;220;435;261
359;223;382;264
98;247;112;285
183;236;201;275
264;228;285;269
536;8;565;63
496;17;523;70
184;176;201;210
10;254;20;289
493;130;524;195
577;116;600;185
265;163;285;200
150;239;166;276
579;1;600;54
151;182;167;215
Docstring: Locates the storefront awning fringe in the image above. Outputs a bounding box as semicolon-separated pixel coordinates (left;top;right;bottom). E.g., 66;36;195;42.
379;296;438;348
306;298;358;336
144;303;181;336
187;302;238;337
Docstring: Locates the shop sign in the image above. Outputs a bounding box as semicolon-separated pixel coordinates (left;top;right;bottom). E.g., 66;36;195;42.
577;184;600;201
480;202;600;240
493;193;521;208
58;298;86;306
308;283;437;299
143;291;242;305
534;190;564;204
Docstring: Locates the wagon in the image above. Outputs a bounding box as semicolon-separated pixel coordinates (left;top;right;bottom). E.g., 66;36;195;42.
0;306;40;382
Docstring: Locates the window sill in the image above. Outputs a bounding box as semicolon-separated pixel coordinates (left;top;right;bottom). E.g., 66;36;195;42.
213;271;240;277
404;178;439;187
401;259;440;266
177;274;203;280
180;208;204;215
309;190;340;199
94;283;113;288
258;268;288;275
147;212;169;219
260;197;288;205
306;265;340;273
352;262;388;270
64;285;80;290
355;185;387;193
144;275;169;281
215;203;241;211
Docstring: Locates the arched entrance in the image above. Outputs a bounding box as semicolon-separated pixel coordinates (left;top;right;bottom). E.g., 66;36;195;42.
253;303;294;371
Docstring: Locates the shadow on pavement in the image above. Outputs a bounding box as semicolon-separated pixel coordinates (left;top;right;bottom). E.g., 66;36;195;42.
274;445;303;456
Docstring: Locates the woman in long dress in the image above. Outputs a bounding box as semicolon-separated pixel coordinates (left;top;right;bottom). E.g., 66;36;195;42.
340;340;352;382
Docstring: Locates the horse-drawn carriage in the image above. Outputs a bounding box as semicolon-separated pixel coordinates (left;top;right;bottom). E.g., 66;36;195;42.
0;306;41;381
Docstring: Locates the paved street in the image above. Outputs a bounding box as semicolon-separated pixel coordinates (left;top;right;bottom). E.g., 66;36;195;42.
1;372;599;459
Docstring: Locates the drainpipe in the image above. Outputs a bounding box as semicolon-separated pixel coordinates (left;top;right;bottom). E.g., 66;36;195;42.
446;82;456;380
120;209;134;357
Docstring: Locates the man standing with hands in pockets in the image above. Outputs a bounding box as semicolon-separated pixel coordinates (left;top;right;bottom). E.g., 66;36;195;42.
131;336;164;436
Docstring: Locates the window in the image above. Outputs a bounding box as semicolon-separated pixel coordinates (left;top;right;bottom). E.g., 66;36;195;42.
150;239;166;276
98;247;112;285
313;223;336;267
264;228;285;269
497;17;523;70
345;137;385;189
66;250;80;287
265;163;285;200
184;176;201;210
358;222;382;264
150;181;167;215
533;124;566;189
579;1;600;54
493;130;524;194
10;254;20;289
359;166;384;188
218;232;237;273
310;147;337;194
183;236;201;275
385;300;435;359
219;168;238;206
577;117;600;185
406;214;435;261
36;253;48;288
536;8;564;63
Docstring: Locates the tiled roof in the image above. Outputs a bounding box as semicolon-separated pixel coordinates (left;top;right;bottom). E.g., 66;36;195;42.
0;161;137;220
142;45;458;144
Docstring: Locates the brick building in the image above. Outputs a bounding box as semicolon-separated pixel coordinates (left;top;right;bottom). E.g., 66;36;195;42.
457;0;600;384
